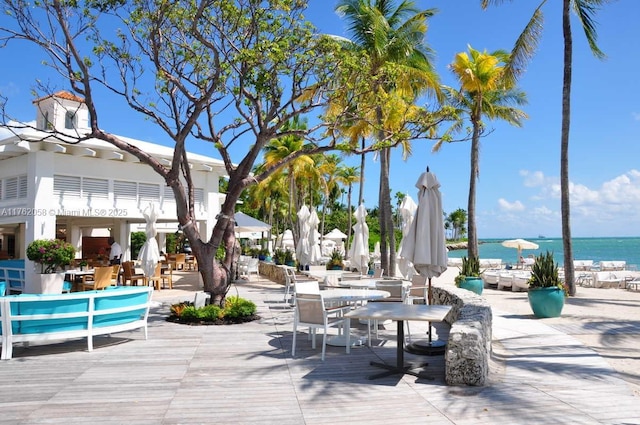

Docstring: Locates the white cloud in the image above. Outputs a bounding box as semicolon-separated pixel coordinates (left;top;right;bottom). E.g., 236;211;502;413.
497;198;525;212
519;170;546;187
481;169;640;237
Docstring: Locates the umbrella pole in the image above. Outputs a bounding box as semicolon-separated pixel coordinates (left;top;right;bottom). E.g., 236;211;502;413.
405;277;446;356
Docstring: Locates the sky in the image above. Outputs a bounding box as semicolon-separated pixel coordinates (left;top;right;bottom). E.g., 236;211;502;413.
1;1;639;239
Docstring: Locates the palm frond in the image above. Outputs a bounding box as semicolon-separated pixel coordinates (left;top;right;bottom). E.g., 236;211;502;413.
572;0;609;60
504;3;545;86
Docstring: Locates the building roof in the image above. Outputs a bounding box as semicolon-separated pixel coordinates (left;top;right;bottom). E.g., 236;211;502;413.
32;90;85;104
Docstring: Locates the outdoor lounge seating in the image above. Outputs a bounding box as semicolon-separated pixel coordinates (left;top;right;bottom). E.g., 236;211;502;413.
0;260;26;294
1;286;153;360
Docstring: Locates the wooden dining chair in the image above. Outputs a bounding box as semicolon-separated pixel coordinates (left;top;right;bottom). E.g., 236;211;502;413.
145;263;163;290
79;266;116;291
122;261;145;286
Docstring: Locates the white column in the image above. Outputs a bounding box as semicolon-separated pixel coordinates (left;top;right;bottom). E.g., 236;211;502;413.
24;150;57;293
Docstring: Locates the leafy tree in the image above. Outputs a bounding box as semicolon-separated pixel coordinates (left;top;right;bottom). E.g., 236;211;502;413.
436;46;527;259
336;165;360;252
335;0;444;276
0;0;362;304
481;0;612;296
446;208;467;241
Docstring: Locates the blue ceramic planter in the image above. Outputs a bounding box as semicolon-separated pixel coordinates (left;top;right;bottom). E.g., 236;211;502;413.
528;287;565;318
459;276;484;295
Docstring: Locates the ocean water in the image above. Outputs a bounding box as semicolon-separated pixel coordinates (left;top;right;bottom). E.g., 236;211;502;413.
447;237;640;268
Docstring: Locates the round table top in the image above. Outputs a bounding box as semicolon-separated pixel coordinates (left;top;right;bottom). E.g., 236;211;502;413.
320;288;390;302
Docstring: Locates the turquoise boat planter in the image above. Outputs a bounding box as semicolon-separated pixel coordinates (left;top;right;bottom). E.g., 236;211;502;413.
528;287;565;318
459;276;484;295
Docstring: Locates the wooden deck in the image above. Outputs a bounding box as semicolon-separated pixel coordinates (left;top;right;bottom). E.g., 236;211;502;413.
0;274;455;424
5;272;637;424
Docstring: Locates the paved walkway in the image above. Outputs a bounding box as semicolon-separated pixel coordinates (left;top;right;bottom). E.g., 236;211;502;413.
1;271;639;424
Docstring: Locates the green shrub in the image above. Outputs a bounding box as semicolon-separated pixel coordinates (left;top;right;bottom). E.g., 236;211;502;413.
169;296;257;324
224;296;257;319
180;306;201;321
200;304;224;321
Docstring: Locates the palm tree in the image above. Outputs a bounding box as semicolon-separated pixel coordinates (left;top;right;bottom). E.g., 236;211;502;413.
316;154;343;244
447;208;467;240
336;165;361;253
262;117;314;236
336;0;440;276
437;46;528;259
481;0;609;295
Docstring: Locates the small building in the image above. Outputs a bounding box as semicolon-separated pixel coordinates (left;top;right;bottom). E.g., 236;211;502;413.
0;91;227;290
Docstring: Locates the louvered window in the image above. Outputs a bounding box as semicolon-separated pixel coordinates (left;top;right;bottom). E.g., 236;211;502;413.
4;177;17;199
139;183;160;203
194;188;205;210
54;175;81;198
114;181;137;202
82;178;108;199
18;175;27;198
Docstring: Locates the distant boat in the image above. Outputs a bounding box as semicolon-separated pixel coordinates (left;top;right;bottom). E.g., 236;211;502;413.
538;235;546;239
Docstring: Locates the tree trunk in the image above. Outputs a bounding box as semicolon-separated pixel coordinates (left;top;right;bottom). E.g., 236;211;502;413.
467;114;481;260
345;184;353;254
358;137;365;206
378;146;392;275
561;0;575;296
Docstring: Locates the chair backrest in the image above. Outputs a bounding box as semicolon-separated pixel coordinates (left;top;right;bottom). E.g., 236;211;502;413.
93;266;114;289
247;258;259;272
153;262;162;278
295;293;325;325
111;264;121;279
410;274;427;297
285;267;302;283
122;261;136;278
294;280;319;295
375;280;405;300
372;268;384;278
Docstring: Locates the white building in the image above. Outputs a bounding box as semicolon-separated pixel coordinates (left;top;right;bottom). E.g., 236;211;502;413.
0;91;227;287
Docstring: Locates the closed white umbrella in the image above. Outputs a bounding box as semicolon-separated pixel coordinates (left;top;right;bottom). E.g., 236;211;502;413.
308;209;322;265
397;195;418;278
295;206;311;267
401;171;447;279
348;204;370;272
399;169;448;354
137;203;160;279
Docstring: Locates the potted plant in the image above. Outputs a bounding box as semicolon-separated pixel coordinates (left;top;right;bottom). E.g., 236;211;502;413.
26;238;76;294
78;260;88;271
455;256;483;295
527;251;566;318
273;248;286;265
326;248;344;270
284;249;295;267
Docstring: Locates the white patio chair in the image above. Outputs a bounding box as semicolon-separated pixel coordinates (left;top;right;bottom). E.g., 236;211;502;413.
291;292;351;361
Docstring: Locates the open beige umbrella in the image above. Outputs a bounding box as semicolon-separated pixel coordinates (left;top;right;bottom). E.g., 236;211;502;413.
502;238;539;264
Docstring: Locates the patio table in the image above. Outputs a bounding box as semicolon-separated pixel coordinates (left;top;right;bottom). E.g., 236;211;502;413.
320;288;390;347
344;303;452;380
